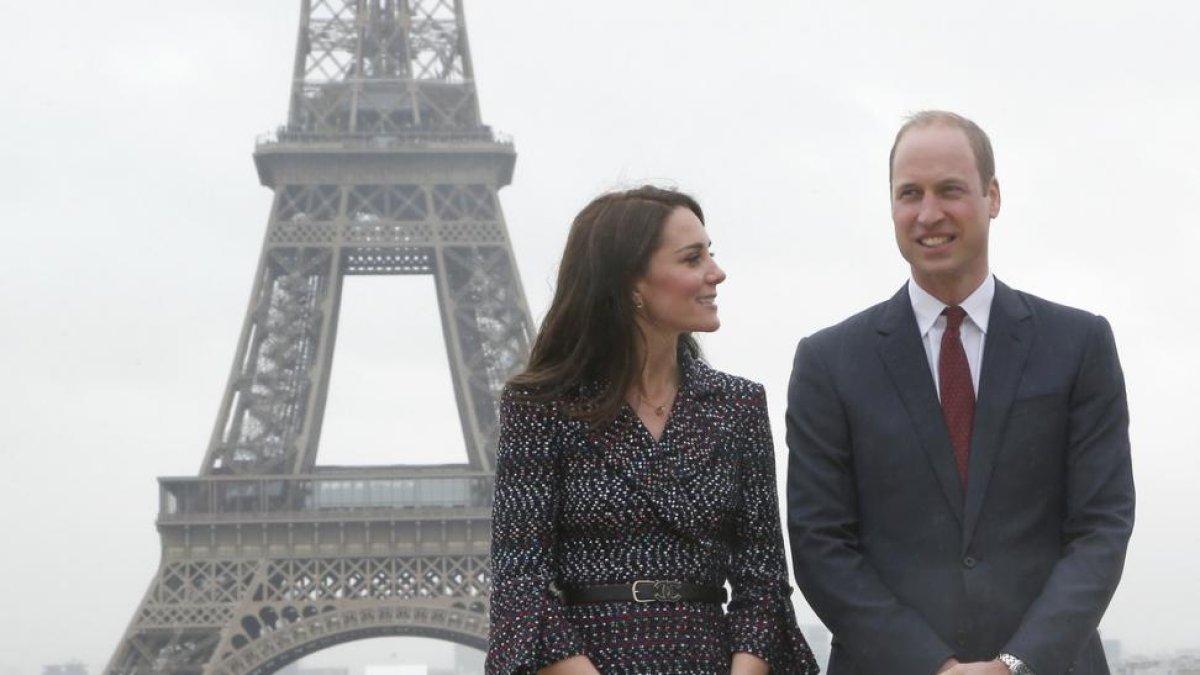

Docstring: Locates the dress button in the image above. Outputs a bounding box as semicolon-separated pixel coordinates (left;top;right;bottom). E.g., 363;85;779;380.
963;556;977;569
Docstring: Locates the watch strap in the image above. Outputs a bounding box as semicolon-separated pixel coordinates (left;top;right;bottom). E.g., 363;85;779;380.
998;653;1033;675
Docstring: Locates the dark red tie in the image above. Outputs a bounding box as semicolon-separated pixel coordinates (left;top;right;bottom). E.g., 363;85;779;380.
939;306;975;489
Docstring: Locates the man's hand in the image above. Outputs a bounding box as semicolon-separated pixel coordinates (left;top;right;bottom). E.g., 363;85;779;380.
936;658;961;673
941;660;1010;675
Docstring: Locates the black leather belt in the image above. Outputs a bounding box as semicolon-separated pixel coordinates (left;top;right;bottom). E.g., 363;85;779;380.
561;580;727;605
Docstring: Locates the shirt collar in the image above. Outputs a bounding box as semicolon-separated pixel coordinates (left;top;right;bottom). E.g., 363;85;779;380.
907;273;995;337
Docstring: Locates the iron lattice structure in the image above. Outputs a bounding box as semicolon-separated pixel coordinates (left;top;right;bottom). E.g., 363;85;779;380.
107;1;532;672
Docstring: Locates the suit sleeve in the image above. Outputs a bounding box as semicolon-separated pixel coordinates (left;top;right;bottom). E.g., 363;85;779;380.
786;337;955;675
1004;315;1135;674
726;384;820;675
485;387;587;675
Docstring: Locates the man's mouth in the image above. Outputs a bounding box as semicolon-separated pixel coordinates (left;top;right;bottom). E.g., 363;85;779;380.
697;295;717;306
918;235;955;248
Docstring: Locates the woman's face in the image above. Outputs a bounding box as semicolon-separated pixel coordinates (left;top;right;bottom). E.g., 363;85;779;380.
633;207;726;338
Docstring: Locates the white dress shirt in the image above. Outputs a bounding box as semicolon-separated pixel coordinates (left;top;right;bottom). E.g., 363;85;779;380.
907;273;995;399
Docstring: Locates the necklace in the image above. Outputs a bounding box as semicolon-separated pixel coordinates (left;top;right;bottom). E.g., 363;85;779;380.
638;387;676;417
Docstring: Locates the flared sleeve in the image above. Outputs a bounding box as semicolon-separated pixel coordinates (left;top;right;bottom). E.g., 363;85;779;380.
486;386;587;675
726;384;820;675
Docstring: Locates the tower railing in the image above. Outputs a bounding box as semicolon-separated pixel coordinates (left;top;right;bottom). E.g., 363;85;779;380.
256;127;509;146
159;472;495;521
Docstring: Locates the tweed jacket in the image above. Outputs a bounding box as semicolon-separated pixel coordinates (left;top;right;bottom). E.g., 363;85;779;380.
487;356;817;675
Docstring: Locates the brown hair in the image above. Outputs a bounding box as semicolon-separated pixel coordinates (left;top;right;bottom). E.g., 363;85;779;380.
889;110;996;188
510;185;704;427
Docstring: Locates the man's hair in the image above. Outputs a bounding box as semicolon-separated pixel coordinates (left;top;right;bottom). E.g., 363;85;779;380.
888;110;995;188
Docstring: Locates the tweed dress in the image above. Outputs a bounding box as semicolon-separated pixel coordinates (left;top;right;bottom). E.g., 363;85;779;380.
487;356;818;675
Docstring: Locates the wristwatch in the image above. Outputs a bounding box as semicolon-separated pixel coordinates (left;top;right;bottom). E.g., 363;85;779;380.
997;653;1034;675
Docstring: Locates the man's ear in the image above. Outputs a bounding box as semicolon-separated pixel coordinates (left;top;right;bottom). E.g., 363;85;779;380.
988;177;1002;218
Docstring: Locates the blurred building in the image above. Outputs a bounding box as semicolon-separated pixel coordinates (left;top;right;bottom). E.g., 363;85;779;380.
42;664;86;675
365;667;426;675
278;666;348;675
1113;652;1200;674
1105;638;1124;665
453;645;485;675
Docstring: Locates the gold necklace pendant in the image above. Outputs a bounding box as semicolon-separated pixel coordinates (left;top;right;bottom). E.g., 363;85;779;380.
635;386;674;418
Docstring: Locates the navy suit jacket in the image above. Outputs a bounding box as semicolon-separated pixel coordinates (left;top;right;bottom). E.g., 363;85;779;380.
786;280;1134;675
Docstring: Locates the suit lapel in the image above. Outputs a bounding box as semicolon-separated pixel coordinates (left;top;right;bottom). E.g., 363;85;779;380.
876;286;964;525
962;280;1033;549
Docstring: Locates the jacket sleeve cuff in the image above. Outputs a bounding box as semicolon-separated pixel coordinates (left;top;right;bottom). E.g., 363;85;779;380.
486;577;586;675
727;584;820;675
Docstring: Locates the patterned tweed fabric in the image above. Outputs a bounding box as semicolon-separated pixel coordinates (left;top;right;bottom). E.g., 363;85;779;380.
487;356;818;675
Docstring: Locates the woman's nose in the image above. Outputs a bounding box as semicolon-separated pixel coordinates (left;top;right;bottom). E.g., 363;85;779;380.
708;260;727;285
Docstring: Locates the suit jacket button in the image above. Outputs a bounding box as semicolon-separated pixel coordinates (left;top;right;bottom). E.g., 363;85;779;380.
956;630;969;646
963;556;977;569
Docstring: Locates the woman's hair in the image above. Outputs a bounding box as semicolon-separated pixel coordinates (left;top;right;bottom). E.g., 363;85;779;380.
510;185;704;426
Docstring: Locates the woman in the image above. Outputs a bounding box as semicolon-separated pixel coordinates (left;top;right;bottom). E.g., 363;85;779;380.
487;186;817;675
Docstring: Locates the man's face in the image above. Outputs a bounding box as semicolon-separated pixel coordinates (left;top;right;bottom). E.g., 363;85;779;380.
890;123;1000;299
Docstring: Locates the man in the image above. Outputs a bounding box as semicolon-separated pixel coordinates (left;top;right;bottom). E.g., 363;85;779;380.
786;111;1134;675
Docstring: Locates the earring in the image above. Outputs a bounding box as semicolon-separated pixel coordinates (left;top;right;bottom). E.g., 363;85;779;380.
633;296;644;310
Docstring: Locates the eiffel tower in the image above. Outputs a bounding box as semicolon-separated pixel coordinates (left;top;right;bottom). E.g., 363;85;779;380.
106;1;532;672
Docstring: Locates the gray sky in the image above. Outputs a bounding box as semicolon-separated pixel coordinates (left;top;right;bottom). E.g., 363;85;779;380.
2;0;1198;672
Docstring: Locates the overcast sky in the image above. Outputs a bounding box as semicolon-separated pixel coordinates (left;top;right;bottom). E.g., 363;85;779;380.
2;1;1198;672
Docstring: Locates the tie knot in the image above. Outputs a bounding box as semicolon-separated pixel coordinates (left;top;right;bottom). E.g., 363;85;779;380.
943;306;967;331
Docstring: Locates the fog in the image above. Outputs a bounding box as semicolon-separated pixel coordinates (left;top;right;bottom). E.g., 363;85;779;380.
2;1;1197;672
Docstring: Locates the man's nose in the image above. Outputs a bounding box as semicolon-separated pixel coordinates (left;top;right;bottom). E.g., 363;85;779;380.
918;194;944;224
